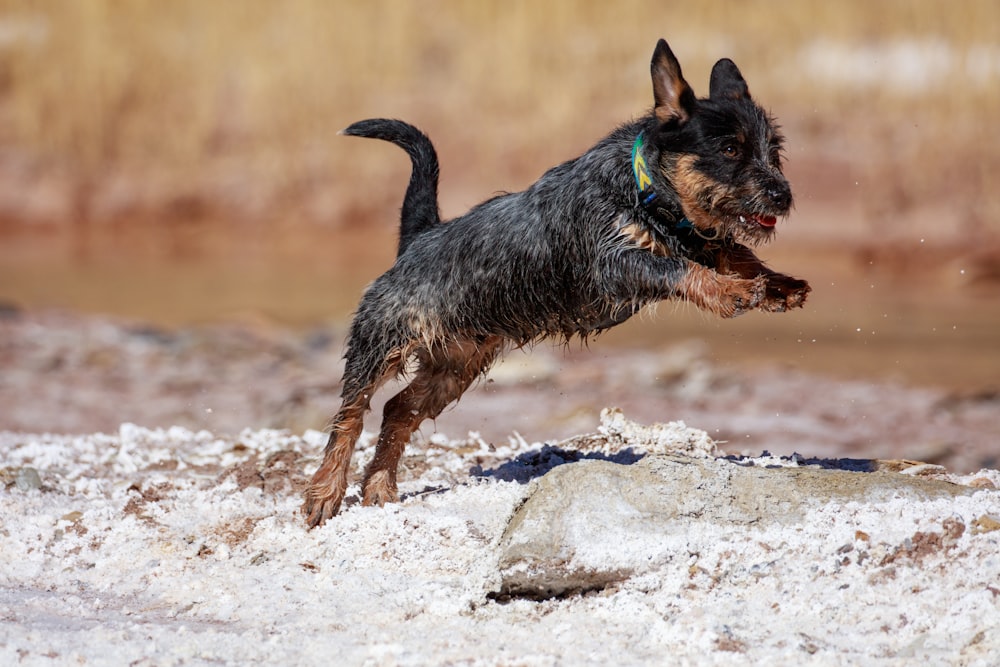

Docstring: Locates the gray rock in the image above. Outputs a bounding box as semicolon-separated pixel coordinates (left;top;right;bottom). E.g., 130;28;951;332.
496;455;975;599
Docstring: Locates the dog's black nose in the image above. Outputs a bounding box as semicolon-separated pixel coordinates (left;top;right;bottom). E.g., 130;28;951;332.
767;184;792;210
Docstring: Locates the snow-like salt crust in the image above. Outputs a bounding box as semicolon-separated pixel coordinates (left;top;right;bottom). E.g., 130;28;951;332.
2;420;999;666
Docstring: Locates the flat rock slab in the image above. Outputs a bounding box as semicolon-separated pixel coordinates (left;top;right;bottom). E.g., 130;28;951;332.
496;455;977;599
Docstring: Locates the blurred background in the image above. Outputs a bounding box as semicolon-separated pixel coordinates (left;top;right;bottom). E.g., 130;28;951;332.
1;1;998;458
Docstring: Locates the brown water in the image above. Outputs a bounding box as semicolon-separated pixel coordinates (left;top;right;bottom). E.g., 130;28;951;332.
3;225;998;394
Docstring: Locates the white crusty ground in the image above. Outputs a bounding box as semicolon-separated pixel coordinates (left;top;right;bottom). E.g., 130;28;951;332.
1;418;999;666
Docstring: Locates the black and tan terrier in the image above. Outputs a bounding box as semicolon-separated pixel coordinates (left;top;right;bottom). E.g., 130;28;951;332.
303;38;810;527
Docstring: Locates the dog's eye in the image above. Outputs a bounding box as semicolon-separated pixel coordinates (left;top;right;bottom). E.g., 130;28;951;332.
721;144;739;158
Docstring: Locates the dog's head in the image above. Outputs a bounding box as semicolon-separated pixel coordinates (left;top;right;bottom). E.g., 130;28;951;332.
647;39;791;246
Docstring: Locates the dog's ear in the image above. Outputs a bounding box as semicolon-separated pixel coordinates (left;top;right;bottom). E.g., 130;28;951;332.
650;39;695;124
709;58;751;101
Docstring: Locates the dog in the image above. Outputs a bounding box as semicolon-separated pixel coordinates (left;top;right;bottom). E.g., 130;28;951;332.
303;38;810;527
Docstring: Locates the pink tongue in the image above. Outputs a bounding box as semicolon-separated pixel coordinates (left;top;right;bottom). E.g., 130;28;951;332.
756;215;777;228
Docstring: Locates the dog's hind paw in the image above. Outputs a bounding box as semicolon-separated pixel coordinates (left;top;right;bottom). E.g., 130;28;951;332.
301;485;346;529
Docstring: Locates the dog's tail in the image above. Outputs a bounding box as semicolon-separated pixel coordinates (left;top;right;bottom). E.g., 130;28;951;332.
341;119;441;257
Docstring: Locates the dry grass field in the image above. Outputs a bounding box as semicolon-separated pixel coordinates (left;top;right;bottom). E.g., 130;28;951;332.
1;0;998;237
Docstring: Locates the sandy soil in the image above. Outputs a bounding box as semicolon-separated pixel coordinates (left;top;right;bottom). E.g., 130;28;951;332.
2;416;999;665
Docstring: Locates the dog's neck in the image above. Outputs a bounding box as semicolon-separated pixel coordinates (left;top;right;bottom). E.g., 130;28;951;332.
631;131;693;232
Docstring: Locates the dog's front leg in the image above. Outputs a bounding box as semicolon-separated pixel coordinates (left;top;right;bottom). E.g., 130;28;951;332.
605;252;767;318
671;259;769;317
712;244;811;312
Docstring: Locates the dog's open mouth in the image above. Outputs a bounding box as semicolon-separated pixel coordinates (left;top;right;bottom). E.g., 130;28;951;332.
680;203;783;245
739;213;777;228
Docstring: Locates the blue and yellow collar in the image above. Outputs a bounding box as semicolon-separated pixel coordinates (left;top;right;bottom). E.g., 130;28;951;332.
631;132;658;207
631;131;692;230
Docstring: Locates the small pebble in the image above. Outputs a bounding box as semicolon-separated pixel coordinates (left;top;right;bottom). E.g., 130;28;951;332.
15;467;42;491
972;515;1000;535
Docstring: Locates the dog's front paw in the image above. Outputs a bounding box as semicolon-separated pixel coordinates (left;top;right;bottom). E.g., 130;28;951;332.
702;273;768;318
727;275;769;317
677;263;767;318
760;274;811;312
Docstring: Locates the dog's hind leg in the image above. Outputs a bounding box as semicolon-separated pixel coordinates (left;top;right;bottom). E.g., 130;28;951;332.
361;336;503;507
302;339;413;528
